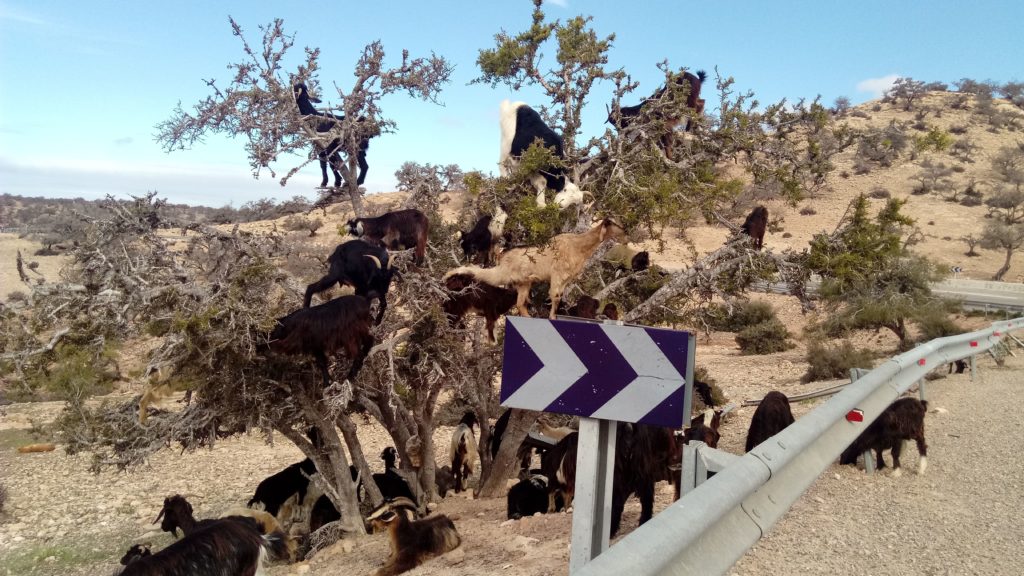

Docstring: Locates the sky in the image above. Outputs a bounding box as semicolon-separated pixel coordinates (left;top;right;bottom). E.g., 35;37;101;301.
1;0;1022;208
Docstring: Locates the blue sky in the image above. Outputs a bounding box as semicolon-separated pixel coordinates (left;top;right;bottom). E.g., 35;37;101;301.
1;1;1021;207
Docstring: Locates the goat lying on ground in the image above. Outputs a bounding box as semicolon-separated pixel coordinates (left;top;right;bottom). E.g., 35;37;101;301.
458;206;508;266
119;543;152;567
303;239;394;325
740;205;769;250
745;390;795;452
293;83;373;188
367;497;461;576
122;516;290;576
840;397;929;476
348;208;429;265
499;100;587;208
445;218;628;319
268;295;375;387
506;471;560;520
450;412;479;493
442;274;517;343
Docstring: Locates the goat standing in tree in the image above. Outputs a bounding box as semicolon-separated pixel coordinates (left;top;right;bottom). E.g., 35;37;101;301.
293;83;373;188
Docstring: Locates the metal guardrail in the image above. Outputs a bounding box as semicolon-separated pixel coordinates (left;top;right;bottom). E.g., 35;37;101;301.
575;317;1024;576
753;280;1024;313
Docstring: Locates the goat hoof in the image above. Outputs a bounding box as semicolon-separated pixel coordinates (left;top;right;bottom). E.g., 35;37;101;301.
918;457;928;475
891;468;903;478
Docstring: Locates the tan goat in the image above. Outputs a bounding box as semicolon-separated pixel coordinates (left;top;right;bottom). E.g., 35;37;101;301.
444;218;627;319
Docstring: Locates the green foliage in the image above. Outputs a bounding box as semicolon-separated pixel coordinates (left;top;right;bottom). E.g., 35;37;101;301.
801;339;875;383
856;123;909;167
706;300;777;332
25;342;119;401
735;319;795;355
914;305;965;342
913;127;954;153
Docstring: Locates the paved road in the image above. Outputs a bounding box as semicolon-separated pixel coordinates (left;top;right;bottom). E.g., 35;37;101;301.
734;353;1024;576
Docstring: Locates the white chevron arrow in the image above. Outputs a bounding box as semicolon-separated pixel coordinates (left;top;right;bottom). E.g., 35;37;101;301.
589;324;685;422
503;317;587;409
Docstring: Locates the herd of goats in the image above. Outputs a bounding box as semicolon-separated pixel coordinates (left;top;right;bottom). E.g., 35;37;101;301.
110;78;930;575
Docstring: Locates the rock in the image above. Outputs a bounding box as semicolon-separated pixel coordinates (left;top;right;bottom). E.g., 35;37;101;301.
500;519;515;527
295;564;311;574
341;540;355;554
444;546;466;565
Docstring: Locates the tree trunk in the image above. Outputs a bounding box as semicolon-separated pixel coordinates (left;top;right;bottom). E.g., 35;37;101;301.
477;409;539;498
337;412;382;505
993;247;1013;281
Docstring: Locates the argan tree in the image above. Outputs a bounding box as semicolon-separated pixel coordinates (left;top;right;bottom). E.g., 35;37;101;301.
156;17;452;214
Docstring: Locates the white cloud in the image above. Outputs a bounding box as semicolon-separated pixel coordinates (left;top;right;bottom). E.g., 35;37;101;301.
547;0;569;7
0;6;49;26
856;74;900;99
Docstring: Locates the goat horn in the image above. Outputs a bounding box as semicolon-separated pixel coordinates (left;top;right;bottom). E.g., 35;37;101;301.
363;254;382;269
153;509;164;524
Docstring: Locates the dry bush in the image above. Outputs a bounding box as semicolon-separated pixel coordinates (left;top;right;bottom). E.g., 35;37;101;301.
802;340;874;383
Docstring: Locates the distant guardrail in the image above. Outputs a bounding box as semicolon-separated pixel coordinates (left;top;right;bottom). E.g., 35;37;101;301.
574;317;1024;576
753;279;1024;313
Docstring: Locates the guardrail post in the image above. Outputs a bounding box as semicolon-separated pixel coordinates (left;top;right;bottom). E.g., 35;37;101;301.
569;417;616;574
681;441;702;494
918;377;927;402
862;451;875;474
970;354;976;381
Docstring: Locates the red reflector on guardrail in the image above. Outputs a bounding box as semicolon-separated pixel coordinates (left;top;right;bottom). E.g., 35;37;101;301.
846;409;864;423
970;341;978;347
994;331;1002;336
918;358;926;366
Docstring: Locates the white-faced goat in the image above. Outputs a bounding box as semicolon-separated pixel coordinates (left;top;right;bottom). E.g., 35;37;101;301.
445;218;628;319
303;239;395;325
840;397;929;476
293;83;372;188
267;294;375;387
458;206;508;266
745;390;795;452
347;208;430;265
367;497;461;576
442;273;518;343
121;516;290;576
449;412;479;493
499;100;587;208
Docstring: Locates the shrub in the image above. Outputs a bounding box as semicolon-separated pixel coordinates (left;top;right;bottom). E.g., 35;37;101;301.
706;300;778;332
949;124;969;135
799;207;817;216
869;187;891;199
6;291;28;303
693;365;728;408
782;232;793;238
735;319;795;355
913;128;954;153
960;195;984;207
282;214;324;237
801;340;874;383
850;109;870;119
915;307;964;342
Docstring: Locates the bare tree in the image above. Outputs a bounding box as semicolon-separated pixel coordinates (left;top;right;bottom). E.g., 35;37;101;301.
156;18;452;214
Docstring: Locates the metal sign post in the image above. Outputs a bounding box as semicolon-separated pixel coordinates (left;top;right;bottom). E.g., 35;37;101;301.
500;316;694;573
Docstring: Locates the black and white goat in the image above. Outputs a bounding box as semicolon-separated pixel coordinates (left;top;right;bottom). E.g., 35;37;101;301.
745;391;795;452
458;206;508;266
347;208;429;265
506;471;556;520
303;239;394;325
121;516;290;576
541;431;579;512
367;497;461;576
293;83;372;188
449;412;479;493
442;273;518;343
499;100;587;208
119;543;152;566
840;397;929;476
268;295;375;386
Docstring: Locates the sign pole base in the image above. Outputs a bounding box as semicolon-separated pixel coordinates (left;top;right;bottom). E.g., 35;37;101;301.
569;417;617;574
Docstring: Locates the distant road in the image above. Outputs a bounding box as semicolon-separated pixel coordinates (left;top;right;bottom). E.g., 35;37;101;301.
754;278;1024;313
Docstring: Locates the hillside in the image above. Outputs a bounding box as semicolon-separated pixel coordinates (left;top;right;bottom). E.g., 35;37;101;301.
1;91;1023;576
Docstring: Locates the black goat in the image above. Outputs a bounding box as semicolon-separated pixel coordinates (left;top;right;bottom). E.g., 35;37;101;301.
293;83;373;188
121;516;290;576
156;495;285;547
609;70;707;159
443;274;517;343
373;447;417;503
567;295;600;319
367;497;461;576
248;459;318;517
841;397;929;476
348;209;429;265
434;465;455;499
308;494;341;533
949;359;968;374
268;295;375;387
631;251;650;272
119;543;152;566
745;391;795;452
740;205;769;250
459;207;508;266
541;431;579;512
610;423;681;536
303;239;394;325
506;471;561;520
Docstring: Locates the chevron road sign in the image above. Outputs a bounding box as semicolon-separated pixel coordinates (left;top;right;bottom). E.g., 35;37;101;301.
501;316;696;429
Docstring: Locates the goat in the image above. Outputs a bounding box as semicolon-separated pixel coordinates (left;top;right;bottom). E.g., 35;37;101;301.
488;408;537;478
293;83;372;188
442;273;517;343
740;205;769;250
373;447;417;502
840;397;929;476
609;70;707;159
536;418;576;442
303;239;394;325
745;391;795;452
499;100;587;208
601;302;619;320
566;295;600;319
308;494;341;533
506;472;555;520
268;295;375;387
458;206;508;266
682;410;722;448
247;459;318;518
610;423;681;536
434;465;455;499
121;516;291;576
541;431;579;512
156;495;286;544
603;244;650;273
367;497;461;576
949;359;968;374
119;543;152;566
445;218;628;319
449;412;479;493
347;208;429;265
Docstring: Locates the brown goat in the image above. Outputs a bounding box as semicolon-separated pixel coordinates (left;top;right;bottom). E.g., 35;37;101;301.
348;209;429;265
740;205;769;250
445;218;628;319
442;274;517;343
449;412;479;493
745;391;795;452
567;295;600;319
368;497;461;576
268;295;375;387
